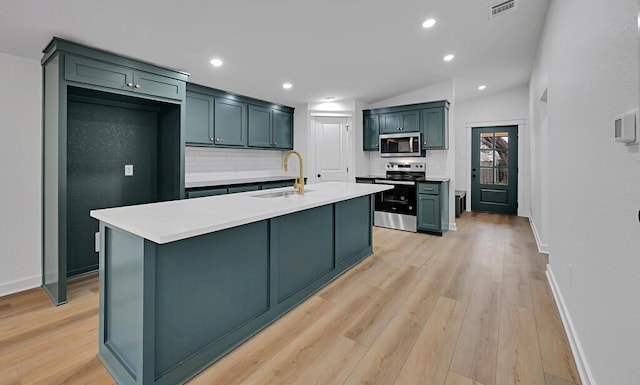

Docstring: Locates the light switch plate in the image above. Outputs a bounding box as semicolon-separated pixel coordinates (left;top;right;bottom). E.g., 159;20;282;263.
125;164;134;176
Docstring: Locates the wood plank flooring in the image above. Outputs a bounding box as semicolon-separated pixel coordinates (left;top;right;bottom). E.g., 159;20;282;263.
0;213;581;385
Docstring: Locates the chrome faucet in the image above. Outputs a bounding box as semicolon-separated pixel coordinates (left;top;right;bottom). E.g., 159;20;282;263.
284;150;304;195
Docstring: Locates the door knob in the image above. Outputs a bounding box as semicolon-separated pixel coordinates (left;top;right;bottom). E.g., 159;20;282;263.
473;174;477;178
317;174;321;178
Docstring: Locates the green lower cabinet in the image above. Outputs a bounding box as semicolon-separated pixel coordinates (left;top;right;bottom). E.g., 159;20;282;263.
417;181;449;236
418;194;440;231
186;187;228;198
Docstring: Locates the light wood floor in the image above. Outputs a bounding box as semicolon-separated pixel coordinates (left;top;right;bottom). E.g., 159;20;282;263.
0;213;581;385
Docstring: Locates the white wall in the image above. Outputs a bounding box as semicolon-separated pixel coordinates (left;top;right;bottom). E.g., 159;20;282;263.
0;53;42;296
530;0;640;384
368;80;457;229
454;86;530;218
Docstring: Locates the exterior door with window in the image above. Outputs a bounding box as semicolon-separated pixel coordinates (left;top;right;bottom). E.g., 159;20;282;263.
471;126;518;214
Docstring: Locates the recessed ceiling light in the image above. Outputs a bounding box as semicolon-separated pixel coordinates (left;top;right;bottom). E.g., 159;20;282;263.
282;82;293;90
209;58;223;67
478;85;487;90
443;54;455;62
422;18;436;28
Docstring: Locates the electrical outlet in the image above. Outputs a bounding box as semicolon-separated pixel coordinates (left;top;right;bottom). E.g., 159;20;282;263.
95;232;100;253
125;164;134;176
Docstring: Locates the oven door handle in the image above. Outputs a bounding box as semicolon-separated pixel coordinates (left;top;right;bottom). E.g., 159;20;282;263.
374;179;415;186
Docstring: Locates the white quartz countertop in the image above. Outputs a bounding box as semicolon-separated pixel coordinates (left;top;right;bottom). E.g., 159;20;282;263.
185;173;303;188
91;182;392;245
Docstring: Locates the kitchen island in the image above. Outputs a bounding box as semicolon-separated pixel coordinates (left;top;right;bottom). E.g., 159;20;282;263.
90;182;391;385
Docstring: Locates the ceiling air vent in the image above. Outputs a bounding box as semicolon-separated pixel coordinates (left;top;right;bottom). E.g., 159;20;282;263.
489;0;516;18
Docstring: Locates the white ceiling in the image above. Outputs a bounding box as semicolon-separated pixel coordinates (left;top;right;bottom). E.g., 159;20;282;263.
0;0;549;106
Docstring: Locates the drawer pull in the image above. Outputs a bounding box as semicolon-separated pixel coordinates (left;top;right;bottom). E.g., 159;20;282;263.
134;84;141;89
126;82;133;87
422;188;433;191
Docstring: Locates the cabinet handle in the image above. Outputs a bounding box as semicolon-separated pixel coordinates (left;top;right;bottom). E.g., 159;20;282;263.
209;137;214;141
215;138;220;142
127;82;133;87
422;188;433;191
135;84;141;89
423;141;427;145
274;142;277;145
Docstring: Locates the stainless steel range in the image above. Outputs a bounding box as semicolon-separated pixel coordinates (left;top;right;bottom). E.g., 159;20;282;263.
373;162;426;232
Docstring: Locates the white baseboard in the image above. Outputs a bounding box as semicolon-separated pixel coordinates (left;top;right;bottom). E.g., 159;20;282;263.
0;275;41;297
529;218;549;254
546;265;596;385
449;222;457;231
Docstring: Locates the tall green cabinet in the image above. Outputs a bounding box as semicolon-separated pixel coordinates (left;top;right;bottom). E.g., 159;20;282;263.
41;38;189;305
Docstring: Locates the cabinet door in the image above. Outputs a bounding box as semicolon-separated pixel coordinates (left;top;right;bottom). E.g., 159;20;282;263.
228;184;260;194
133;71;185;101
186;187;228;198
421;107;446;149
65;55;133;92
248;105;273;148
401;110;420;132
214;98;247;146
363;114;380;150
379;113;401;134
272;110;293;149
185;92;214;145
418;194;440;231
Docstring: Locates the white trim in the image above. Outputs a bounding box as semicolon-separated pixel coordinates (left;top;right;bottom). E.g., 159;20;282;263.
546;265;597;385
529;217;549;254
309;111;353;117
0;275;41;297
449;223;457;231
465;119;528;216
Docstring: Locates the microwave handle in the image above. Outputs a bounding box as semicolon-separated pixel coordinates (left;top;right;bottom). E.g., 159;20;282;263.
410;137;414;153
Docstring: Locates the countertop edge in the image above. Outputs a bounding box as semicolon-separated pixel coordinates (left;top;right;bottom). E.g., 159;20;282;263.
91;184;392;244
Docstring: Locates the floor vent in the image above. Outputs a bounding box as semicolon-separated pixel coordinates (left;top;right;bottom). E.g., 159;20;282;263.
489;0;516;18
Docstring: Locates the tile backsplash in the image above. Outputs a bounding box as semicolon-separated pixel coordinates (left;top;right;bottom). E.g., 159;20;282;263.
368;150;449;176
185;146;289;175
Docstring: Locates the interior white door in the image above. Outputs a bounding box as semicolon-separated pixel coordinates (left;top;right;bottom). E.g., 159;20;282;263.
314;116;350;183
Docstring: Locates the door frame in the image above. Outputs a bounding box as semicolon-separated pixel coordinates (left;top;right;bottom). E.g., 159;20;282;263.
465;119;528;217
308;113;354;184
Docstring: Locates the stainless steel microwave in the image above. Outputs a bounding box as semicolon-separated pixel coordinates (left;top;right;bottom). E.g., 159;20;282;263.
379;132;422;157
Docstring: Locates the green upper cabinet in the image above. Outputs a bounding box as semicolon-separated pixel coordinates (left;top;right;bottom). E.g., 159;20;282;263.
214;97;247;146
421;107;448;149
363;113;380;151
247;106;293;150
185;92;214;145
64;55;185;101
364;100;449;152
248;105;272;147
379;110;419;134
186;83;294;150
272;109;293;149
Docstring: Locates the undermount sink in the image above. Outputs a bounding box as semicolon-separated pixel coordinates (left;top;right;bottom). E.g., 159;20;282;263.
251;189;313;198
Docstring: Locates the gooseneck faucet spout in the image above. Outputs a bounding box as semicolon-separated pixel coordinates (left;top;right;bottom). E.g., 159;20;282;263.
284;150;305;195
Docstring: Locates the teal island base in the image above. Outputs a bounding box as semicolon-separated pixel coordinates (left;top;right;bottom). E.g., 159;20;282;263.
97;195;373;385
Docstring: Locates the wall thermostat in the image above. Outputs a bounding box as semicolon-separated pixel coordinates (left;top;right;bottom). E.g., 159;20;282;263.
614;109;638;145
